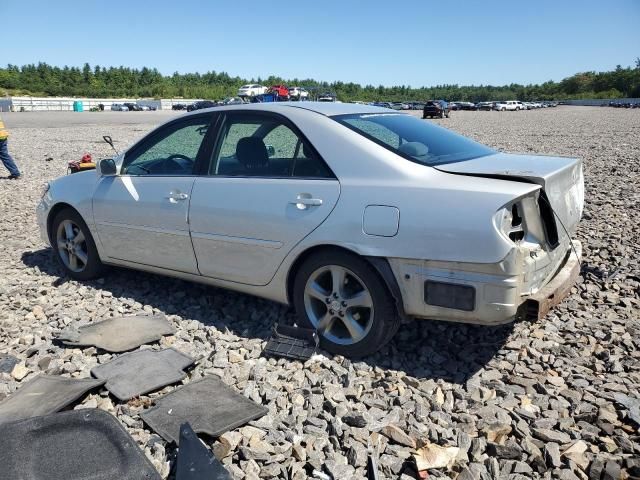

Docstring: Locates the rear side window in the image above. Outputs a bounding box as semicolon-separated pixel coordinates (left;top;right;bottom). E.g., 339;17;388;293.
334;113;494;166
210;113;334;179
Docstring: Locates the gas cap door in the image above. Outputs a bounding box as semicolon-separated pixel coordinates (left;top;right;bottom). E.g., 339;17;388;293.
363;205;400;237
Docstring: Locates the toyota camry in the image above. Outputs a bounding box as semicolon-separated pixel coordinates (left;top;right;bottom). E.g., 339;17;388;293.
37;103;583;357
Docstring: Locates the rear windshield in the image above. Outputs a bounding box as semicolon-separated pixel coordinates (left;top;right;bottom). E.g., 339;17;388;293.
333;113;495;166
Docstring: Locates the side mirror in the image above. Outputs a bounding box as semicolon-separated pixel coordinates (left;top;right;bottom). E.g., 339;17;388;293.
99;158;117;176
266;145;276;157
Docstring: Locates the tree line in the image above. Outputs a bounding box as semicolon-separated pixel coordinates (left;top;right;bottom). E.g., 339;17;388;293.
1;60;639;102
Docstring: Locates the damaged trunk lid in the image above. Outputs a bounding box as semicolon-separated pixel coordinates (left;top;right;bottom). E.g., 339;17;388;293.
436;152;584;241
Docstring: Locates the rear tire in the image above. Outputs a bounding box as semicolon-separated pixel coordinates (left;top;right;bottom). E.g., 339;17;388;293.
293;250;400;357
51;208;105;281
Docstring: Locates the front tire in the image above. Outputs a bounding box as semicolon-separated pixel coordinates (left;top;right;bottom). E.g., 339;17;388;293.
293;250;399;357
51;208;105;281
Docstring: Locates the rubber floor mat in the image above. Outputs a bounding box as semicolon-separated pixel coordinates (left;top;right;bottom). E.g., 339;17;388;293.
91;348;194;401
0;375;105;425
0;353;19;373
0;409;161;480
176;422;231;480
57;314;176;352
141;376;268;444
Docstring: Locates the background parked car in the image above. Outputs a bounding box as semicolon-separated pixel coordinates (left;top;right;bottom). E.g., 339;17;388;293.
172;103;187;110
476;101;494;111
423;100;450;118
458;102;478;111
187;100;218;112
317;93;336;102
221;97;246;105
372;101;392;108
110;103;129;111
268;85;290;99
123;102;142;111
493;100;525;111
288;87;309;100
238;84;268;97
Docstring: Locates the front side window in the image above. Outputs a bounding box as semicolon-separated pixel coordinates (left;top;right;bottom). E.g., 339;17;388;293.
123;117;210;175
210;114;333;178
334;113;494;166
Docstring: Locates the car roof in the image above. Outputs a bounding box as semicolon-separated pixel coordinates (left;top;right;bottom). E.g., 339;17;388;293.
185;101;393;117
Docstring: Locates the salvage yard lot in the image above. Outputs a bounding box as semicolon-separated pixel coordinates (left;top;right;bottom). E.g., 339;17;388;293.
1;107;639;478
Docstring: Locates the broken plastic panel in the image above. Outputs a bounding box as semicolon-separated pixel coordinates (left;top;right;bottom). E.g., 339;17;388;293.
0;354;19;374
263;324;319;361
176;422;231;480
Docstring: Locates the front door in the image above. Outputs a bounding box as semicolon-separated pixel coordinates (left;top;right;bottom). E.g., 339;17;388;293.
189;111;340;285
93;114;213;274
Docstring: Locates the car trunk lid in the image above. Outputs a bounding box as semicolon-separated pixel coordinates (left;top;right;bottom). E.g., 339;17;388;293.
435;152;584;241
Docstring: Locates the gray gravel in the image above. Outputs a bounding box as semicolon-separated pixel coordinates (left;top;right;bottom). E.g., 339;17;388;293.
0;107;639;479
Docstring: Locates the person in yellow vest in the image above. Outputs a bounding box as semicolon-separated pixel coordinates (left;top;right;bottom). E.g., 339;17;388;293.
0;114;21;179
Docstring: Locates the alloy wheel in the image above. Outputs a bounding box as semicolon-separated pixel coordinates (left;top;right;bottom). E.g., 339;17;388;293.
303;265;374;345
56;219;88;272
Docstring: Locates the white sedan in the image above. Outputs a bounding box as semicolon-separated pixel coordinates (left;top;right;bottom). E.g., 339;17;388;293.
37;103;583;357
288;87;309;100
237;84;268;97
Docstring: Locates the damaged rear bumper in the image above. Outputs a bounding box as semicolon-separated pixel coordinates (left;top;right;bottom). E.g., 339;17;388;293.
388;239;582;326
517;240;582;321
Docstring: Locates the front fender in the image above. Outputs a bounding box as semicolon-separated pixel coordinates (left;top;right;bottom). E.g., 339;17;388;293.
47;171;99;227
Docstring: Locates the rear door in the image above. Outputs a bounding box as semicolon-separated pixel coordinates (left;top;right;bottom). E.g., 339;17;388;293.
188;111;340;285
93;114;214;273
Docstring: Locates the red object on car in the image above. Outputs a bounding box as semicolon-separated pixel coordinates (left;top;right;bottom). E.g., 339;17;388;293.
269;85;289;97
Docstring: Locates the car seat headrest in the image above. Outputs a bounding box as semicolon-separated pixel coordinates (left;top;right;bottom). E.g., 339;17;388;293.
236;137;269;169
398;141;429;159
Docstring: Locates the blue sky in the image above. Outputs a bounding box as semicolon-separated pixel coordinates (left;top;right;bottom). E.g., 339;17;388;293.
2;0;638;87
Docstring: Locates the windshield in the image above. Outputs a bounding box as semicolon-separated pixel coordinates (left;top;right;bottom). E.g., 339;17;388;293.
333;113;495;166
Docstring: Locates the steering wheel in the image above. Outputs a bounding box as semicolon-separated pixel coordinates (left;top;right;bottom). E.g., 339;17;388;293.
164;154;194;173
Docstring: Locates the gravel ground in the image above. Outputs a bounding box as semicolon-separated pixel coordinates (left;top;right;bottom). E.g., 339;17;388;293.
0;107;638;479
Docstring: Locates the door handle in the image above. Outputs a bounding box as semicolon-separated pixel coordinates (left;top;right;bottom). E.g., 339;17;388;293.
290;194;323;210
166;192;189;203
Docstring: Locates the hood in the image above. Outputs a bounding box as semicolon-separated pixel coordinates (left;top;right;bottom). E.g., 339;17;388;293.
436;152;584;238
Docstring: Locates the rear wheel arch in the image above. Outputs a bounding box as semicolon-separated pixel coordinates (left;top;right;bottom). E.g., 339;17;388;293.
288;246;403;356
285;245;404;318
286;245;361;305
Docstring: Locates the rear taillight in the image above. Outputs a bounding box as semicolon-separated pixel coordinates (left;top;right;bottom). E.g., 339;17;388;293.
495;202;526;244
508;204;525;242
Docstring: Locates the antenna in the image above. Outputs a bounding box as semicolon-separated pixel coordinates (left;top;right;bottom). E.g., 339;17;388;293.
103;135;119;155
